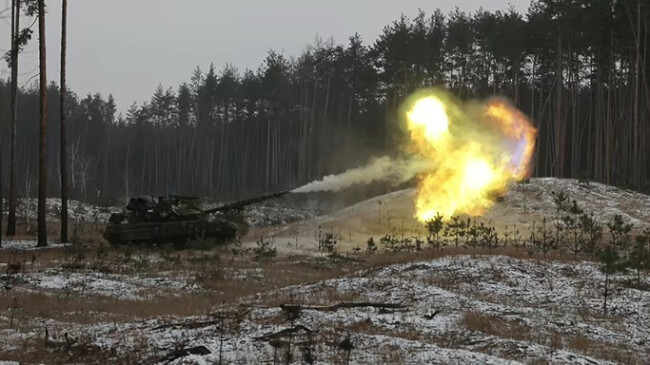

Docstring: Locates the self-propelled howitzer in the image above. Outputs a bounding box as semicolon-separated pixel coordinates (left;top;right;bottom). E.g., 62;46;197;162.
103;190;289;247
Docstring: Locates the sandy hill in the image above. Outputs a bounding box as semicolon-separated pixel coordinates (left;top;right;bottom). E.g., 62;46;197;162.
248;177;650;252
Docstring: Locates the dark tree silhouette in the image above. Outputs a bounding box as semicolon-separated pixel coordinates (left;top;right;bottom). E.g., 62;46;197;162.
7;0;21;237
36;0;47;247
0;1;648;210
60;0;69;243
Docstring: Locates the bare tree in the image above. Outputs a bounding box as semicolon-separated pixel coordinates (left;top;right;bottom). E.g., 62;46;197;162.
36;0;47;247
60;0;69;243
7;0;21;237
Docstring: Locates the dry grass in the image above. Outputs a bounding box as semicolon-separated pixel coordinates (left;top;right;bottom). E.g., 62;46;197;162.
461;311;541;344
461;311;642;365
364;245;591;268
0;337;116;365
0;244;355;327
0;291;223;324
0;242;599;327
0;231;638;364
1;221;108;245
569;332;591;355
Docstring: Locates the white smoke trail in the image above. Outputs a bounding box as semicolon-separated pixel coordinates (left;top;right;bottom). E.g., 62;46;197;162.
292;156;429;193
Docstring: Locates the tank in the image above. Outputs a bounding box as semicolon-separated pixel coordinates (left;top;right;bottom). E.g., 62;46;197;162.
103;191;289;247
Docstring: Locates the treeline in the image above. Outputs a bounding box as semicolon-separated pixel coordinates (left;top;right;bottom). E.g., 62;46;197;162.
1;0;649;204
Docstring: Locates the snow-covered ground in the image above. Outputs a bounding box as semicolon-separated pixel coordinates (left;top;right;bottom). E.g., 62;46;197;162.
1;254;647;364
1;197;120;224
153;255;650;364
19;269;199;301
0;240;70;251
1;178;649;364
502;178;650;228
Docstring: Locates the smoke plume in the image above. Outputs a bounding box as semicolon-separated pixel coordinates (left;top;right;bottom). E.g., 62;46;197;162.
292;156;428;193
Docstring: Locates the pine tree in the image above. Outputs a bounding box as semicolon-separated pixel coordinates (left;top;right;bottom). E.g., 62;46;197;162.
36;0;48;247
597;246;627;316
60;0;69;243
628;229;650;286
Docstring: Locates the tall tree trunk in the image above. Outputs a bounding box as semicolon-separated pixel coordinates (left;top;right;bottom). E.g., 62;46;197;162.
594;55;602;181
554;34;564;177
7;0;21;237
124;136;131;201
37;0;48;247
0;2;7;247
632;0;641;187
641;8;649;189
60;0;69;243
605;32;614;184
265;118;271;191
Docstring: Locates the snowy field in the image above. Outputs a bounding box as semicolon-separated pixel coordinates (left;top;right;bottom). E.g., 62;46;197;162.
0;241;71;251
2;198;120;224
1;178;649;364
1;254;647;364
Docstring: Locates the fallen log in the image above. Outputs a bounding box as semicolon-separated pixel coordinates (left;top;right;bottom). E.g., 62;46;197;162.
209;308;252;320
153;309;252;330
280;301;406;313
159;345;210;364
153;319;220;331
254;325;313;341
267;338;316;348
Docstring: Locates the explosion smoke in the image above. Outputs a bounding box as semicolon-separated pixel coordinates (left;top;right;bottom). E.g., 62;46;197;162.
292;88;536;224
292;156;428;193
403;89;537;222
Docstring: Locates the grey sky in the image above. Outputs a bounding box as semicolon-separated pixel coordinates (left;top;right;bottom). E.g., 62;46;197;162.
0;0;530;113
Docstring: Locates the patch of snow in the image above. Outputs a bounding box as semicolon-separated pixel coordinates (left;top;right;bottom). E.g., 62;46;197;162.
0;240;70;251
3;255;644;364
20;269;199;301
2;197;120;224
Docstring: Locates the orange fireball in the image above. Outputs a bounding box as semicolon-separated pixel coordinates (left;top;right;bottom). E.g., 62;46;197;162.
402;89;537;222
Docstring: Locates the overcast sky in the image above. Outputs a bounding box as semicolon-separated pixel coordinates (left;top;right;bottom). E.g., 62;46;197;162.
0;0;530;113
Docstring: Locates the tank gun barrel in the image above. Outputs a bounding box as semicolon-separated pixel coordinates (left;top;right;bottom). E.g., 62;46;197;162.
203;190;290;214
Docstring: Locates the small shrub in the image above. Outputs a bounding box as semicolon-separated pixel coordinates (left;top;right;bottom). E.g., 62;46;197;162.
444;216;467;247
466;219;480;247
552;191;571;212
254;238;277;261
478;221;499;249
529;217;555;256
597;246;627;315
607;215;633;249
579;213;602;254
425;213;444;249
379;234;416;253
231;238;251;259
320;232;337;253
366;237;377;254
627;229;650;286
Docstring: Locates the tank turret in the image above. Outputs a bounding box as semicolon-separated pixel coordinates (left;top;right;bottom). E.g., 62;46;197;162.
103;191;289;247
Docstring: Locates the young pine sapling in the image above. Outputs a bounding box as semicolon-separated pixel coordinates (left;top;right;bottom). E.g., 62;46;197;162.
425;212;444;249
597;246;627;316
